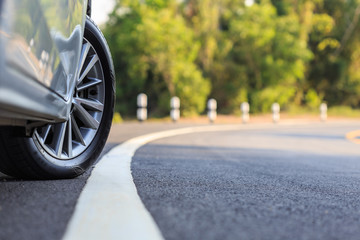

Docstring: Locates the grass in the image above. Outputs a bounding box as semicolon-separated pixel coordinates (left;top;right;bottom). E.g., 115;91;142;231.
327;106;360;118
112;105;360;124
112;112;123;123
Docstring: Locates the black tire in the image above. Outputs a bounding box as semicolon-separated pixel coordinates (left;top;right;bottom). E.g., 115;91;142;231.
0;17;115;179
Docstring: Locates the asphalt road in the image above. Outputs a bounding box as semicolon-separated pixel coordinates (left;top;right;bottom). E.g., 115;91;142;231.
132;122;360;240
1;121;360;240
0;122;195;240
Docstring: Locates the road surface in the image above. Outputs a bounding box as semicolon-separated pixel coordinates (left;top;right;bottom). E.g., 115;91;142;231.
1;121;360;240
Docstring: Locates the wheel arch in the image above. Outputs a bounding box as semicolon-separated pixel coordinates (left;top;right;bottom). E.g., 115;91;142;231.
87;0;92;17
85;16;116;97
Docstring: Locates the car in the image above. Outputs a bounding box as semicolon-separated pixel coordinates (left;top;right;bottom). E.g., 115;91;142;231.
0;0;115;179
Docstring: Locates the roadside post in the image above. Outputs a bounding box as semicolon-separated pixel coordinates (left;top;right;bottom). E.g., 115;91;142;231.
170;96;180;122
137;93;147;122
241;102;250;124
207;99;217;123
272;103;280;123
320;103;327;122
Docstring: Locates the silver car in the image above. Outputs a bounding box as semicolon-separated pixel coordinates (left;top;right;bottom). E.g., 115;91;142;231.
0;0;115;179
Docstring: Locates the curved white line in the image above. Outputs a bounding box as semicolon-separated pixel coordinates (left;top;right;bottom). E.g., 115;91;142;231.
62;124;278;240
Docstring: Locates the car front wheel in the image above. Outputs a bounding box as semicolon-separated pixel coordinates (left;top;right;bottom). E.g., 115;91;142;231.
0;18;115;179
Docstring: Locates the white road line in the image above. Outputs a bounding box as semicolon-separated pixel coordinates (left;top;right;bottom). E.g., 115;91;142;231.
62;123;297;240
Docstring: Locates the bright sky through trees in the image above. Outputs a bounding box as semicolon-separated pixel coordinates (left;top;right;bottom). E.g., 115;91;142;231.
245;0;254;7
92;0;115;25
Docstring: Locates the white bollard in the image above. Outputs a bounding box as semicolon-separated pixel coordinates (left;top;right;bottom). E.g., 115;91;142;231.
137;93;148;108
137;93;148;122
207;98;217;123
320;103;327;122
170;96;180;122
137;108;147;122
171;96;180;109
272;103;280;123
170;109;180;122
208;111;217;123
241;102;250;124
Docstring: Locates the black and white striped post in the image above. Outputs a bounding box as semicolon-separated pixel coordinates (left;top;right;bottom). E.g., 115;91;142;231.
137;93;147;122
170;96;180;122
272;103;280;123
207;98;217;123
241;102;250;124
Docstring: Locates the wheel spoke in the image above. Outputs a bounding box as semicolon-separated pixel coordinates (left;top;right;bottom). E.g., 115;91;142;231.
77;77;102;91
74;97;104;112
73;100;99;129
78;42;91;72
78;54;99;85
53;122;67;158
39;125;51;143
71;115;86;146
67;117;73;158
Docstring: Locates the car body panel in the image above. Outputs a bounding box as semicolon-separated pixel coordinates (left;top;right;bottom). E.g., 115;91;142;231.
0;0;87;124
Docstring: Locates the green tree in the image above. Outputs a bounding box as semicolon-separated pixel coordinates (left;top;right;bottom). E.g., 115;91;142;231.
104;1;210;116
103;0;360;117
306;0;360;107
227;1;312;112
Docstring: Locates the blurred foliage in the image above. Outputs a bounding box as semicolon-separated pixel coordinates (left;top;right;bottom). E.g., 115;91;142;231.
104;0;360;116
328;105;360;117
251;85;297;112
305;89;323;110
112;112;123;123
104;0;210;116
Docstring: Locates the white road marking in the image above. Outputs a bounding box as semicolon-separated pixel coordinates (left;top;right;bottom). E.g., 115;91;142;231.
62;123;312;240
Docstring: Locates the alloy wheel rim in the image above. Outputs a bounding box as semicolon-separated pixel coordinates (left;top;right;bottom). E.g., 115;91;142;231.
34;38;105;160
